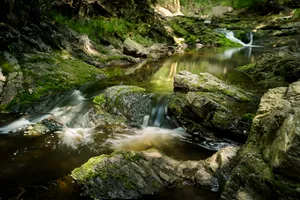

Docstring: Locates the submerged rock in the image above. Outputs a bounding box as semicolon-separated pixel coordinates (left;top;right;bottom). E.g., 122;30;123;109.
168;71;255;140
92;85;152;125
221;80;300;200
71;147;239;199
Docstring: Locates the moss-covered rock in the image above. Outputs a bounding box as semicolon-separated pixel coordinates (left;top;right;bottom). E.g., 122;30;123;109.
167;16;239;46
72;147;239;199
92;85;152;125
221;80;300;199
174;70;253;102
237;51;300;90
167;71;256;141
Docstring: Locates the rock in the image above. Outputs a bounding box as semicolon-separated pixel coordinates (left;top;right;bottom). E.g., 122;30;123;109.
237;51;300;89
168;91;253;140
221;80;300;200
174;71;253;102
211;6;233;17
0;82;4;95
0;68;5;82
148;43;171;59
0;68;5;95
123;38;150;58
0;71;23;106
92;85;152;125
72;147;239;199
155;6;174;17
168;71;255;140
24;123;50;136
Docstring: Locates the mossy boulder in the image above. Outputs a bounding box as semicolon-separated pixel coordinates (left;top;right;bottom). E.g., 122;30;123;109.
174;70;253;102
123;38;150;58
168;71;256;141
71;147;239;199
167;16;239;46
92;85;152;125
237;51;300;90
221;80;300;199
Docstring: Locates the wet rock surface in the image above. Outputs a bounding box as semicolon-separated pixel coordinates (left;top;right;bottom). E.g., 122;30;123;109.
221;80;300;200
168;71;255;140
71;147;239;199
237;51;300;89
92;85;152;125
174;70;253;101
123;38;150;58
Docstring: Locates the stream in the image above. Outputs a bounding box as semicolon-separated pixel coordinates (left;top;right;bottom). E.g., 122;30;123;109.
0;46;272;199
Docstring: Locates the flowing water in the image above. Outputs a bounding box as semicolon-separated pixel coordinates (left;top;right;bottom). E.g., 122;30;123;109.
0;46;272;199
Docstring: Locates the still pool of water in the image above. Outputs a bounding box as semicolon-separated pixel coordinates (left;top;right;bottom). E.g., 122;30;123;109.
0;47;273;199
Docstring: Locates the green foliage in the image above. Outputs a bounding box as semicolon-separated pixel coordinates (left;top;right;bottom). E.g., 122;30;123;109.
293;8;300;19
1;62;14;75
232;0;266;8
242;113;255;123
131;34;155;46
51;12;155;46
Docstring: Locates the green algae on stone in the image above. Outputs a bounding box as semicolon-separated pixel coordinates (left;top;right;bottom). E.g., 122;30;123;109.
72;155;109;181
236;52;300;90
167;16;240;46
92;85;151;125
221;81;300;199
1;51;106;112
174;70;253;102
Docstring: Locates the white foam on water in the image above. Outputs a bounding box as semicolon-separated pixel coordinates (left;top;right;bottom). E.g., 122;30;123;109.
0;90;88;135
105;126;188;151
0;117;34;134
57;128;94;149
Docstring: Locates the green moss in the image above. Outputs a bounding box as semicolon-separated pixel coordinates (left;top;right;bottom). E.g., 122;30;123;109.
93;94;106;105
237;63;255;72
242;113;255;123
293;8;300;19
218;35;242;47
51;12;156;47
1;51;106;111
72;154;108;181
168;17;242;47
1;62;15;75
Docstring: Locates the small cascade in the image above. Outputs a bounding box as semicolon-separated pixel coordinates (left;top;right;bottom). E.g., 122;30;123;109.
146;95;178;129
0;90;90;133
215;28;254;46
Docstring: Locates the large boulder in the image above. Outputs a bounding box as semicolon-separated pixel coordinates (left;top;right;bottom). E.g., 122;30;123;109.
92;85;152;125
174;70;253;102
168;71;255;140
123;38;150;58
221;80;300;200
71;147;239;199
211;6;233;17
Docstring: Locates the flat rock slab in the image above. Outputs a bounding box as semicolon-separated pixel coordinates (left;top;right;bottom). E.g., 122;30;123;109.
174;70;253;102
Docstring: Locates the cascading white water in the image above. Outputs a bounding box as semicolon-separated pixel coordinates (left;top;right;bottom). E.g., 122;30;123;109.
0;117;34;134
225;31;253;46
215;28;254;46
105;126;188;151
0;90;95;147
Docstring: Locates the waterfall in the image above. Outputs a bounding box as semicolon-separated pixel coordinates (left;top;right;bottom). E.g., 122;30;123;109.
215;28;254;46
146;95;178;129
